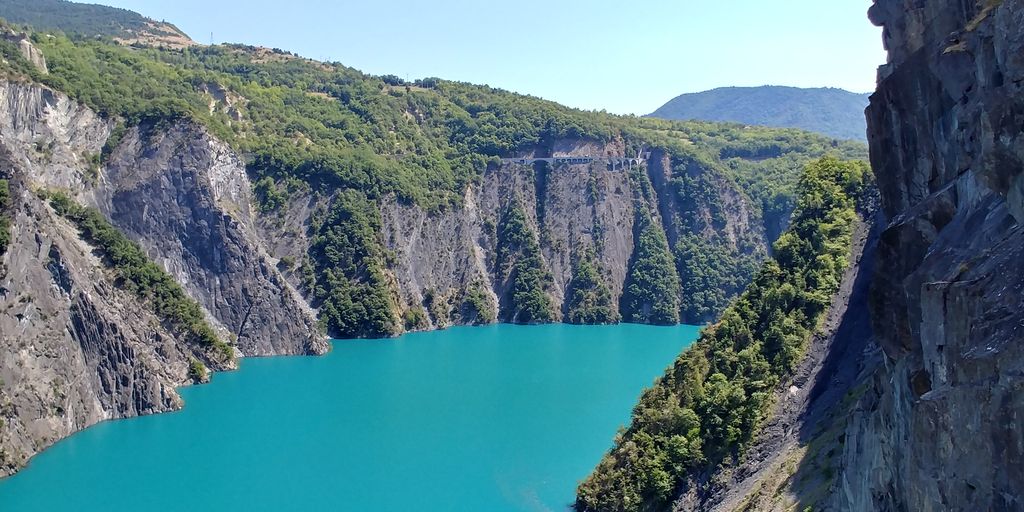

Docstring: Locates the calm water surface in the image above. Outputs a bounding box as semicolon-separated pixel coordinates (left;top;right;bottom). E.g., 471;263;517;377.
0;323;698;511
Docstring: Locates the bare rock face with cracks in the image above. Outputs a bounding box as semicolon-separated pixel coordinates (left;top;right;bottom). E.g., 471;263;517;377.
834;1;1024;509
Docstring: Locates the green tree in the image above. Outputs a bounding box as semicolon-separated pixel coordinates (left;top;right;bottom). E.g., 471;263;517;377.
566;247;619;324
620;213;680;325
0;179;10;256
496;203;554;324
674;234;760;324
309;190;399;338
460;280;497;325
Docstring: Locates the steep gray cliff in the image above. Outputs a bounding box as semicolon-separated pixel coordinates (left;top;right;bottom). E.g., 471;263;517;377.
96;123;326;356
0;80;325;476
376;143;766;328
830;1;1024;510
264;138;767;331
0;161;200;475
0;80;324;356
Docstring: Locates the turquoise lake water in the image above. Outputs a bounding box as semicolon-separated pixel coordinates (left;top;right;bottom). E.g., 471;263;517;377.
0;323;698;511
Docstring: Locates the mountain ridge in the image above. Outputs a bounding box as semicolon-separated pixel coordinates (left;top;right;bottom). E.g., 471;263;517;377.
649;85;871;141
0;0;194;48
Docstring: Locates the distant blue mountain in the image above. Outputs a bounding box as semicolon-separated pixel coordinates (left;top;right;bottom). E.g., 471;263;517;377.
649;86;871;141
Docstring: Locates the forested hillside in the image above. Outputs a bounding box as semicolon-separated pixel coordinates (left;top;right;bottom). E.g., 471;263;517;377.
0;0;186;40
0;21;865;337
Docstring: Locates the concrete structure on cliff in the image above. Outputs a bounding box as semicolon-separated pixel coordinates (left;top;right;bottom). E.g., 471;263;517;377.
501;150;649;170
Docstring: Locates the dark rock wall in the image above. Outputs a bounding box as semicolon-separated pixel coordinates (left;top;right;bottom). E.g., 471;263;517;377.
832;1;1024;510
98;123;326;356
0;81;325;477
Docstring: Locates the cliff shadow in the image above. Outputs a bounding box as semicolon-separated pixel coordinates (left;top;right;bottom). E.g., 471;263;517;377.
789;211;884;509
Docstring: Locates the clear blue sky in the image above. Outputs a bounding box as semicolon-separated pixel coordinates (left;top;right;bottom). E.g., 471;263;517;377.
97;0;885;115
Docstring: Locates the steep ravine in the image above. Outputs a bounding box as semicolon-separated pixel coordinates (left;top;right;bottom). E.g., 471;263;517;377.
0;77;772;477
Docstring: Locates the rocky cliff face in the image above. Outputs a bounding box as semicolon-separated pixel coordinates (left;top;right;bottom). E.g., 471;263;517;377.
0;30;47;74
0;169;196;475
263;138;767;331
376;143;766;328
829;1;1024;510
0;80;325;475
0;80;324;356
96;123;326;356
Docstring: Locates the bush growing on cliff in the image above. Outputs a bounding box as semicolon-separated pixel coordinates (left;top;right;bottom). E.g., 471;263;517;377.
577;156;867;511
309;190;399;338
253;176;287;212
671;159;728;232
620;212;680;325
460;280;497;325
496;204;554;324
566;248;619;325
45;191;232;362
403;306;429;331
187;359;209;383
0;179;10;256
